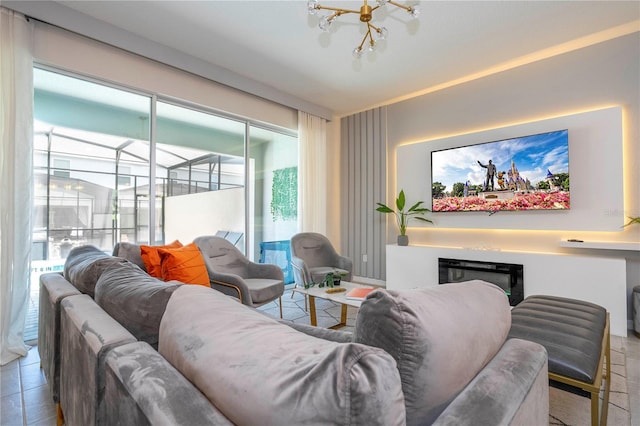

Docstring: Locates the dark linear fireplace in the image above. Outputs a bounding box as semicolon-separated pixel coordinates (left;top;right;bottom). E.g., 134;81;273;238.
438;258;524;306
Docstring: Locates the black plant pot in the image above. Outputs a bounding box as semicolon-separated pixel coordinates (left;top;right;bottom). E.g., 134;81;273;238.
333;276;341;286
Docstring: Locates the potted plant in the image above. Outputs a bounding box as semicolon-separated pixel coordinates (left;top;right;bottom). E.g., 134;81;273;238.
328;271;347;286
376;189;432;246
303;271;345;289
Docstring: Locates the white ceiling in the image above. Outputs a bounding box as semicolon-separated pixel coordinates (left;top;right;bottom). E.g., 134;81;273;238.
16;1;640;116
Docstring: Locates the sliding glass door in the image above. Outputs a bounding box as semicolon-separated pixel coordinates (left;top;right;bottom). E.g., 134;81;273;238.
249;125;298;283
29;66;299;341
33;68;152;257
155;101;246;250
30;68;152;341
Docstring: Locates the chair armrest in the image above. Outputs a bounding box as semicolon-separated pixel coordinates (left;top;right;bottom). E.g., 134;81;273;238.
432;338;548;426
205;266;253;306
247;261;284;281
291;255;312;286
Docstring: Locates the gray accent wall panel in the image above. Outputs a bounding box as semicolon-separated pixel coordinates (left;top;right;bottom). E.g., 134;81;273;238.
341;107;387;281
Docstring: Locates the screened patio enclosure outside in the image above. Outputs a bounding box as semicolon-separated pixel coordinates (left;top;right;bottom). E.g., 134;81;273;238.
33;121;246;259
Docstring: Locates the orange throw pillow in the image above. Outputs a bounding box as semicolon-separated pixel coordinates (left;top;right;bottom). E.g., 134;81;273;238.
158;243;210;287
140;240;183;278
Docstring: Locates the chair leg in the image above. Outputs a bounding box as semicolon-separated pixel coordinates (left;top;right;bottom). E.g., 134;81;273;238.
590;389;599;426
600;331;611;426
279;296;283;318
291;284;308;311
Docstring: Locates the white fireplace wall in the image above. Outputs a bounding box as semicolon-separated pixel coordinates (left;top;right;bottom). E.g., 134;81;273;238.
386;244;627;336
378;34;638;327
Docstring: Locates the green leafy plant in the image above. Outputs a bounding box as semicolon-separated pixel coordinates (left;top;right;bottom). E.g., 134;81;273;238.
623;216;640;227
376;189;432;236
271;166;297;221
303;271;346;289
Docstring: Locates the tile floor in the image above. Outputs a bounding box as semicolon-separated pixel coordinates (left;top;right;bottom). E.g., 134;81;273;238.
1;347;57;426
622;330;640;425
2;288;639;426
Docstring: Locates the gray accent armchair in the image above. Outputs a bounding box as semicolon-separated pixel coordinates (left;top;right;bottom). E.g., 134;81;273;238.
290;232;353;289
194;236;284;317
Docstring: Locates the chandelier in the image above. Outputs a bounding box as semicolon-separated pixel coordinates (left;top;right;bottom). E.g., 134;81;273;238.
307;0;420;58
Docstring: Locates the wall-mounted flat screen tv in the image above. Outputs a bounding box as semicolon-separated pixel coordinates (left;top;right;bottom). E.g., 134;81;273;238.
431;129;569;212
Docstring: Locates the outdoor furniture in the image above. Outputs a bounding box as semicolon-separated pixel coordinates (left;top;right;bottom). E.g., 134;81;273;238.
194;236;284;317
215;231;243;247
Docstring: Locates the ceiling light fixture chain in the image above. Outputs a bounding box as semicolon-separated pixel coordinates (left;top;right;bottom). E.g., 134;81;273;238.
308;0;420;58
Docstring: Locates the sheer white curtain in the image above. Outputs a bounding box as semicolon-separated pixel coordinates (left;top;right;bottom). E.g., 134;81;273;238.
298;111;327;234
1;7;34;365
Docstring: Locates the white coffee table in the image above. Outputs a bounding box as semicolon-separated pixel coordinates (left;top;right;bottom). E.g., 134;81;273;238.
292;281;378;328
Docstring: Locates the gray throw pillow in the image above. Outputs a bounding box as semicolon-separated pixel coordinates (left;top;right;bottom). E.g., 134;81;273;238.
353;280;511;426
112;242;146;272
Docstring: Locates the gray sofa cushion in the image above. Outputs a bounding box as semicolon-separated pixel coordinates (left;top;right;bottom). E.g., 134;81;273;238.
353;280;511;426
64;245;128;298
159;285;406;426
95;261;182;348
112;242;146;272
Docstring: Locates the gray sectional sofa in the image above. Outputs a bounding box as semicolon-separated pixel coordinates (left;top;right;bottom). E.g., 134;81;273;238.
39;243;549;425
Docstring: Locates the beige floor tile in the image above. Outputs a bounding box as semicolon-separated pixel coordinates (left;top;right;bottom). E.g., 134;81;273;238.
20;363;46;392
0;392;23;426
0;367;21;398
0;358;20;372
19;348;41;367
23;385;56;425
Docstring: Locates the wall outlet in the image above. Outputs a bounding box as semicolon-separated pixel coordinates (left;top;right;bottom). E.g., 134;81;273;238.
362;254;368;262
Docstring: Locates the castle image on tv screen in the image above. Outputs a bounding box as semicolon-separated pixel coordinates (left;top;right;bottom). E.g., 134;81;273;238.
431;129;569;212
